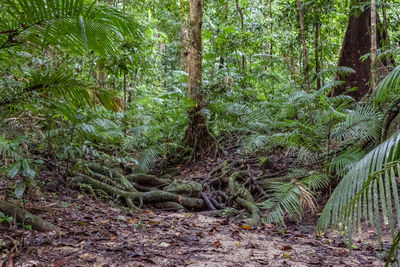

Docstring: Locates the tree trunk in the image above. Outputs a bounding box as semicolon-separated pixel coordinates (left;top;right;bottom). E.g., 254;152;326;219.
180;0;190;74
235;0;246;73
269;0;274;55
123;73;127;109
315;20;321;90
184;0;217;159
331;0;386;100
296;0;310;93
370;0;377;91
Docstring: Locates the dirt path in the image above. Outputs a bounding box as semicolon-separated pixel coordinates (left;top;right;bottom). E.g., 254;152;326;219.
0;192;383;267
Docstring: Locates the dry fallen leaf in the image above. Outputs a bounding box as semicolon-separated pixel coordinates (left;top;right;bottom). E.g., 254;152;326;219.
282;245;292;251
213;240;222;248
129;218;139;224
109;234;117;240
143;209;156;217
240;225;252;230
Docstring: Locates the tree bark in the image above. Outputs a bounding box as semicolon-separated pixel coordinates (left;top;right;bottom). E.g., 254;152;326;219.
370;0;377;91
331;0;386;100
0;200;57;232
269;0;274;55
123;73;127;109
235;0;246;73
315;20;321;90
296;0;310;93
180;0;190;74
184;0;217;159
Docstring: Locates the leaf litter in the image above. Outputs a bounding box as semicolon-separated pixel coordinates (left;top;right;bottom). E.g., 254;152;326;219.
0;190;384;266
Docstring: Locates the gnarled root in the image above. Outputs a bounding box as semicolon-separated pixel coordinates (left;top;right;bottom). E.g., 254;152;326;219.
71;170;204;211
228;171;261;227
0;199;57;232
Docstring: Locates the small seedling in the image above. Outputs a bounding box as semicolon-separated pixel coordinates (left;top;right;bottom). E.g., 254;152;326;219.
0;212;12;223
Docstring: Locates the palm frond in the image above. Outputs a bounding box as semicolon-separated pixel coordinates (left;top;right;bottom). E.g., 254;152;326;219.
241;134;269;153
261;168;330;226
329;146;365;176
317;66;356;79
374;65;400;105
331;105;383;144
136;147;159;173
318;131;400;247
261;181;305;226
1;0;142;55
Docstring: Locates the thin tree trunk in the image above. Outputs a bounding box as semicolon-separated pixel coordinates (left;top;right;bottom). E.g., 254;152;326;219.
123;73;127;109
319;22;325;87
296;0;310;93
235;0;246;73
180;0;190;73
370;0;377;91
269;0;274;55
315;20;321;90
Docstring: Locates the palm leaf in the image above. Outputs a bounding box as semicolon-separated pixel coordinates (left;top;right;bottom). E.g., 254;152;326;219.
374;65;400;105
331;105;383;144
0;0;142;55
318;131;400;247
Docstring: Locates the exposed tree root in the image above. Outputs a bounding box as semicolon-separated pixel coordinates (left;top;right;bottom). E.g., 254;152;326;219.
228;171;261;227
0;199;57;232
71;170;204;211
67;156;285;227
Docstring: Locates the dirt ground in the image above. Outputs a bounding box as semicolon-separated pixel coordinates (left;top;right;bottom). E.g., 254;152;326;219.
0;190;386;267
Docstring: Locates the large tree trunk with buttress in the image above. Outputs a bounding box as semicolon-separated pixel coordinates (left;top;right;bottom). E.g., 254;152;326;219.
331;0;387;100
184;0;216;159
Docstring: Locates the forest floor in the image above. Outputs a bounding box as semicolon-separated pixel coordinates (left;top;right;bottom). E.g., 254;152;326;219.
0;148;389;266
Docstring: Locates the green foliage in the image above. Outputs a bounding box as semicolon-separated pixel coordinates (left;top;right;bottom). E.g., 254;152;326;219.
261;170;330;226
0;0;142;56
0;212;12;223
374;65;400;106
331;105;383;144
318;131;400;247
329;146;365;176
